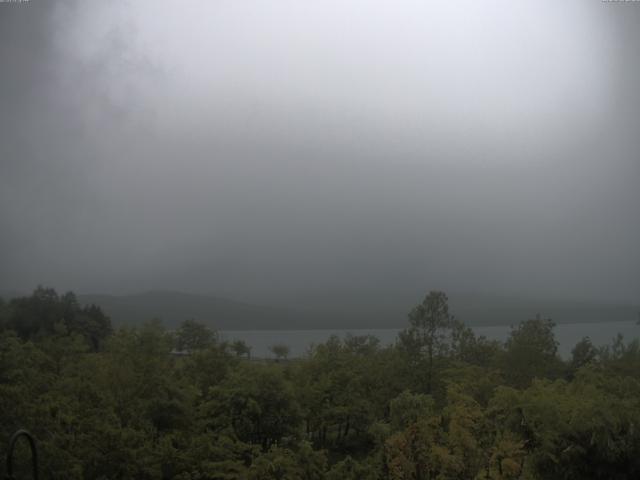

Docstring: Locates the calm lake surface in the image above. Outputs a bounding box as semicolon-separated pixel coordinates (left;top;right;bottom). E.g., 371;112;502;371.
221;321;640;359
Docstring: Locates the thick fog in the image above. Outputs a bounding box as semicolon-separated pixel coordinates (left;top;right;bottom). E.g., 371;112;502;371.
1;0;639;309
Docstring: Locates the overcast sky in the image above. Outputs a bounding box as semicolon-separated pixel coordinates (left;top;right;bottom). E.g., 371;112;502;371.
1;0;639;308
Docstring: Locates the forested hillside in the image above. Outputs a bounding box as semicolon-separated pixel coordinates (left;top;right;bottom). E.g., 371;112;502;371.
78;291;311;330
1;288;640;479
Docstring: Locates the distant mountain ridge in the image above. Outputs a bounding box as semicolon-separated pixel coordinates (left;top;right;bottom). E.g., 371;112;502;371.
71;290;640;331
77;291;321;330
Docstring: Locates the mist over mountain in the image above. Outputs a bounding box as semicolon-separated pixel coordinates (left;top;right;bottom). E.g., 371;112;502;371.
1;1;639;308
71;290;640;330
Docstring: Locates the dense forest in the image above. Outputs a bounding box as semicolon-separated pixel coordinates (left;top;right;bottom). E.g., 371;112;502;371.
1;287;640;479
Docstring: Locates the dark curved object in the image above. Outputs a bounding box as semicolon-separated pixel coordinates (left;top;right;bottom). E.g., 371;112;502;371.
5;430;38;480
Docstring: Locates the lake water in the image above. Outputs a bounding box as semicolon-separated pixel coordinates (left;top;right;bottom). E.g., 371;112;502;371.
221;321;640;359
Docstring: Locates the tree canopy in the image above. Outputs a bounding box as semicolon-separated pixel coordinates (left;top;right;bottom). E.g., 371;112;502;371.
1;287;639;479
